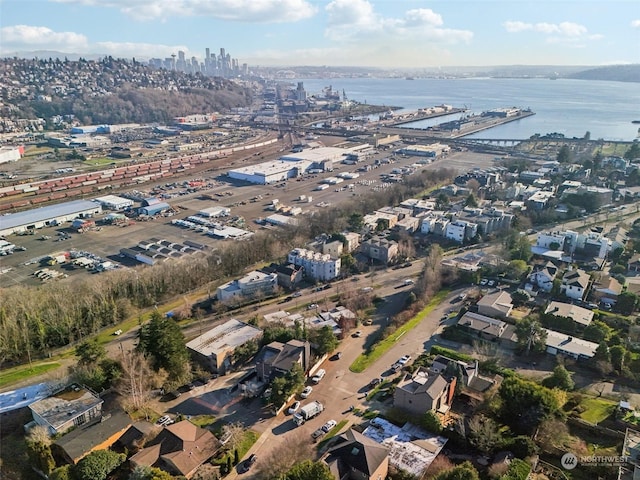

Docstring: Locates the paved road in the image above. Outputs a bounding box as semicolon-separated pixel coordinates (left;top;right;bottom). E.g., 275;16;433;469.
223;286;467;479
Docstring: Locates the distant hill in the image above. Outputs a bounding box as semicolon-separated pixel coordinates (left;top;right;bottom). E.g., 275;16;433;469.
0;57;252;126
566;64;640;83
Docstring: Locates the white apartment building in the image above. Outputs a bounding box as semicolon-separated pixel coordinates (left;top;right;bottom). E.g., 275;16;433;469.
288;248;341;281
445;220;478;244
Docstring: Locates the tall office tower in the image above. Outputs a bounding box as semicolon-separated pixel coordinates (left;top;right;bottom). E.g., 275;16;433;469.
191;57;199;73
176;50;186;72
204;48;211;72
242;63;248;76
296;82;306;101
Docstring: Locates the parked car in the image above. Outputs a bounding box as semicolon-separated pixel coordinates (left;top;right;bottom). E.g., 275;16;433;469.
480;278;488;286
288;401;301;414
301;386;313;398
369;377;383;387
353;330;362;338
311;428;326;440
322;420;337;432
156;415;173;426
398;354;412;365
333;351;343;360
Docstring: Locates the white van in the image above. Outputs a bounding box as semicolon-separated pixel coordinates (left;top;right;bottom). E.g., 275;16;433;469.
311;369;326;384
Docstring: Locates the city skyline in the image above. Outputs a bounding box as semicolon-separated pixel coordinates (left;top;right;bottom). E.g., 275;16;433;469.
1;0;639;68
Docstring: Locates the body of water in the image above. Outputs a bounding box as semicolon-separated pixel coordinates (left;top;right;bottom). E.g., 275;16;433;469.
294;77;640;141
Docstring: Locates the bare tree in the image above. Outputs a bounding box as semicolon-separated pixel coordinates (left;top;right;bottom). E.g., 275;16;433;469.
255;433;313;480
115;350;160;418
220;422;246;453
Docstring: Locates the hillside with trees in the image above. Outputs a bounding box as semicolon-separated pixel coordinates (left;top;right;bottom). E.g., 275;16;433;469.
0;57;253;126
566;64;640;83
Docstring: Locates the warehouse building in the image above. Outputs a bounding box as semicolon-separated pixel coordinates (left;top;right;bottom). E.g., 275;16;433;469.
138;202;170;216
0;145;24;164
198;206;230;218
186;319;263;374
0;200;102;237
398;143;450;157
228;159;311;185
93;195;134;211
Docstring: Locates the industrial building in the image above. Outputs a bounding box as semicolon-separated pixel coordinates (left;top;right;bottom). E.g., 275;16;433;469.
0;145;24;164
198;206;230;218
139;203;170;216
93;194;134;211
398;143;450;157
186;319;263;373
0;200;102;237
228;159;310;185
227;146;354;185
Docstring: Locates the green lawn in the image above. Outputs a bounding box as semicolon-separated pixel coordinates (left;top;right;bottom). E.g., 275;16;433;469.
317;420;348;449
0;362;62;389
579;397;617;424
350;289;450;373
189;415;217;428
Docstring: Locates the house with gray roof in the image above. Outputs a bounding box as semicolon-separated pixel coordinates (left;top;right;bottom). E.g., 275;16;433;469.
186;319;263;374
477;290;513;318
544;329;598;360
393;368;453;416
323;428;390;480
53;411;131;464
255;339;311;381
544;301;594;327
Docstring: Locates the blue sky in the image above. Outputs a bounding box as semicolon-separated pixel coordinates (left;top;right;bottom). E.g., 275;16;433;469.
1;0;638;68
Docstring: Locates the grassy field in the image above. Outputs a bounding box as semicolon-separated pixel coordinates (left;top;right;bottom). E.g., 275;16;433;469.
579;397;617;424
189;415;217;428
350;289;450;373
0;362;62;389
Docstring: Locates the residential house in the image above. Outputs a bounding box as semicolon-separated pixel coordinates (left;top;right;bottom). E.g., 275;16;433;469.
593;275;624;305
186;319;263;374
457;312;518;348
529;261;559;292
428;355;498;400
216;270;278;302
53;411;132;464
323;429;390;480
561;269;590;301
360;236;398;264
477;291;514;318
28;385;103;436
260;263;303;290
544;329;598;360
544;301;594;327
627;253;640;273
255;339;311;381
393;368;454;416
129;420;220;479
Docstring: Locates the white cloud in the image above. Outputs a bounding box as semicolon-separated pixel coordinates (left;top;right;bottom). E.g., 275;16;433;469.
0;25;89;51
324;0;472;44
631;19;640;28
52;0;317;22
503;20;589;37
